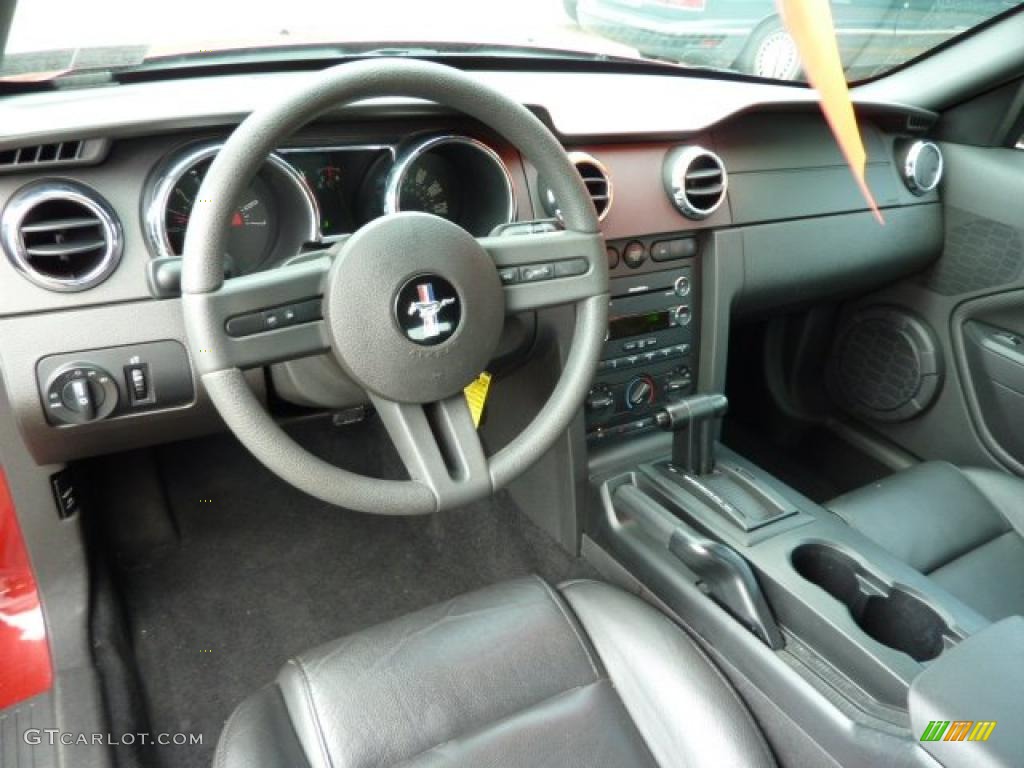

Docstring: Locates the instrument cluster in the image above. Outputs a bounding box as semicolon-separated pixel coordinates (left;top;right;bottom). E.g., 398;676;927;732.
142;134;516;276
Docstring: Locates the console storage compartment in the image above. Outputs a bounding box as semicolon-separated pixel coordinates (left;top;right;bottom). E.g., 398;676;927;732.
792;542;955;662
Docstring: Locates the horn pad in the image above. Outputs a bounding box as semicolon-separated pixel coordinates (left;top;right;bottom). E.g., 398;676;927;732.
324;212;504;404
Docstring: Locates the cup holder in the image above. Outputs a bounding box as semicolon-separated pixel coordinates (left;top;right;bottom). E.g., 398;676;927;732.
791;542;953;662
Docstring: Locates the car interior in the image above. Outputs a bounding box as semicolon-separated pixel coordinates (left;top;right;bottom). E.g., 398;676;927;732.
4;2;1024;767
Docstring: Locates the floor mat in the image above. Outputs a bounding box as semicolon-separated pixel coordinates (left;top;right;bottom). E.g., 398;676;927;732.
101;416;594;768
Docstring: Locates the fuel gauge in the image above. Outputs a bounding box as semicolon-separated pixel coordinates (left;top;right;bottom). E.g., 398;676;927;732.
316;165;342;192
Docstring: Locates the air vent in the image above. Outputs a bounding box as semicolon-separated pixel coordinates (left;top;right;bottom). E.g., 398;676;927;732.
540;151;613;222
0;139;108;174
901;140;943;196
568;151;613;221
664;146;728;220
1;181;123;291
0;141;82;168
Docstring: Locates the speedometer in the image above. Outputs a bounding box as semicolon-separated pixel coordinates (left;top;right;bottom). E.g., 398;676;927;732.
384;135;515;237
397;153;460;222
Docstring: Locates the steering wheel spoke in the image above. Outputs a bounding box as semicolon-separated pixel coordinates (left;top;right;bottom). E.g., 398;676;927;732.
184;255;331;372
479;230;607;313
371;392;490;510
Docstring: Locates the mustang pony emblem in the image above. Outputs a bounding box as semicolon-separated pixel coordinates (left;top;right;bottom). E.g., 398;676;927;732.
407;283;456;340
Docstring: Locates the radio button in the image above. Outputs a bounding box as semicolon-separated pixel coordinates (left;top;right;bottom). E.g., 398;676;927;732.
674;275;691;298
672;305;692;326
623;341;640;352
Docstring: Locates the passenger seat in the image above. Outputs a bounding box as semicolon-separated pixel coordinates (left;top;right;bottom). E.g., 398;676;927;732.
826;462;1024;622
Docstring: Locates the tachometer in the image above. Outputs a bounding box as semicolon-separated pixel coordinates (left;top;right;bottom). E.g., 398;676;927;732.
163;158;277;275
144;143;318;278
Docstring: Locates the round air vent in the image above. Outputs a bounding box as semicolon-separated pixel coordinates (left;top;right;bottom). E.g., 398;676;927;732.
827;307;943;423
1;180;122;291
664;146;728;220
901;140;943;195
540;151;613;222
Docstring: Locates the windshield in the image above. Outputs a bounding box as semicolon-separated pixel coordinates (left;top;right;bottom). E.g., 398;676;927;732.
2;0;1020;84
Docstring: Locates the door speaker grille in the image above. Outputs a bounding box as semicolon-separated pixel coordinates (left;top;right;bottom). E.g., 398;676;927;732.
828;307;942;422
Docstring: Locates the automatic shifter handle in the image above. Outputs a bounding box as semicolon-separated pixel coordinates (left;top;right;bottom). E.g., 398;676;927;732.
655;394;728;475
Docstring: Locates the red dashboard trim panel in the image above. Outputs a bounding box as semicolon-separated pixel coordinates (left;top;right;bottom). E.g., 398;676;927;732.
0;467;53;709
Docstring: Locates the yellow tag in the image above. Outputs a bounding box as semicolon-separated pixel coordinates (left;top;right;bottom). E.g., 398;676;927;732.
463;372;492;429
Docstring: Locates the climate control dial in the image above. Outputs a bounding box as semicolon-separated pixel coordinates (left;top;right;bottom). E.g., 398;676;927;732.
625;375;656;410
585;384;615;413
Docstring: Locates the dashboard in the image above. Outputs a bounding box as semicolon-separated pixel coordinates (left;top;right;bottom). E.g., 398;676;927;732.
0;65;945;465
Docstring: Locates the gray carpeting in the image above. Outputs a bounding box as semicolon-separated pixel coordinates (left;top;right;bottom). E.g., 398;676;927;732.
101;415;594;768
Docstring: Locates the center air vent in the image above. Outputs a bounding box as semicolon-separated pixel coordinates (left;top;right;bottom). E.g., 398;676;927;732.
1;180;123;292
540;151;613;222
664;146;728;220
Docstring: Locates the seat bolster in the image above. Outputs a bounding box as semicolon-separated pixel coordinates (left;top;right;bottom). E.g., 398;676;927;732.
213;684;311;768
559;580;775;768
826;461;1009;573
962;467;1024;537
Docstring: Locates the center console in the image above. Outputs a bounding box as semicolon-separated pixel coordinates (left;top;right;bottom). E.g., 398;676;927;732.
584;388;1003;766
591;402;991;703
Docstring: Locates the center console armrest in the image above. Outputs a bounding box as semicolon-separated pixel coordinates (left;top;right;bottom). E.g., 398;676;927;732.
910;616;1024;768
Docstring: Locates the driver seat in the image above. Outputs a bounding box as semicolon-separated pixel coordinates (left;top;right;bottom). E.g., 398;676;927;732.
214;577;774;768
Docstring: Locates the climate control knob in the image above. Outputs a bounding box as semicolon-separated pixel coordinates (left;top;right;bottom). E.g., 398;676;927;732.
625;375;656;410
585;384;615;413
45;363;120;425
665;366;693;396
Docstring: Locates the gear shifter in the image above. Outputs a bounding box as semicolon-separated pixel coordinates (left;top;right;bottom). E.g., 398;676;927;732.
654;393;728;475
655;394;795;532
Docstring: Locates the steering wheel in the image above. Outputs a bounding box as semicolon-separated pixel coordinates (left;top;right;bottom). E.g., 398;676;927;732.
181;59;608;515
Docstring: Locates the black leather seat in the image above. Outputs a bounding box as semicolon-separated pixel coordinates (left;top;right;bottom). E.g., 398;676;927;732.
214;577;774;768
828;461;1024;621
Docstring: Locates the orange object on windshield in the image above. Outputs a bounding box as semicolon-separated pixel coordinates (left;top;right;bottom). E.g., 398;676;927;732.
776;0;884;224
